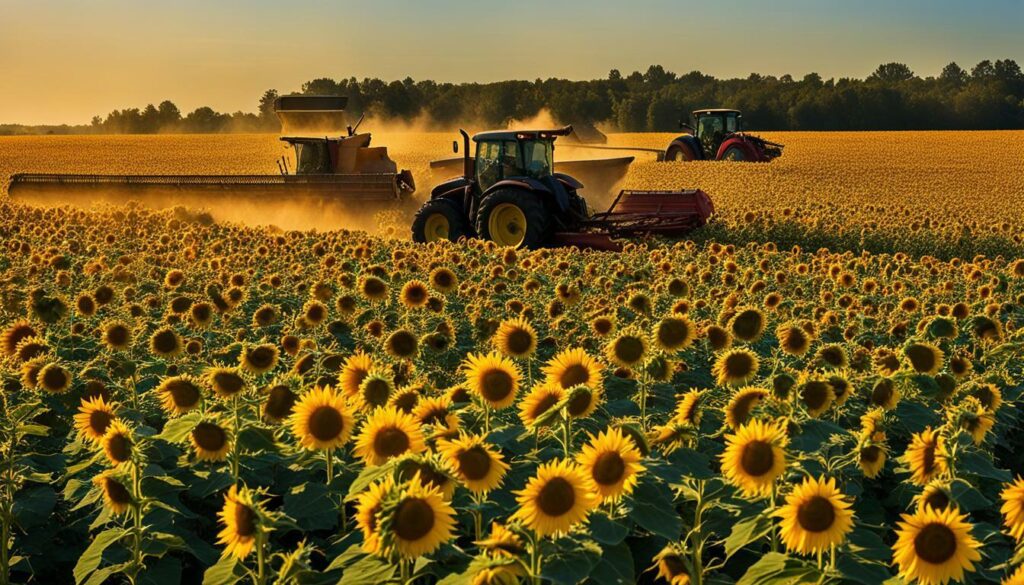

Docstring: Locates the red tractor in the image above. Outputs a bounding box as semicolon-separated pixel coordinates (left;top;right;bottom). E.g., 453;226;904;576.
664;109;783;162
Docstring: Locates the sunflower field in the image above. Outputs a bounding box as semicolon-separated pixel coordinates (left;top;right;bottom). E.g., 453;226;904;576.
0;131;1023;585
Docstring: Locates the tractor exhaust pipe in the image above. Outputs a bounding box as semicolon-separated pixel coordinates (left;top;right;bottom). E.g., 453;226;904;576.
459;129;472;179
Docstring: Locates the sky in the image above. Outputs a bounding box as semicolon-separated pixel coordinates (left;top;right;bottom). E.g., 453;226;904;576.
1;0;1021;125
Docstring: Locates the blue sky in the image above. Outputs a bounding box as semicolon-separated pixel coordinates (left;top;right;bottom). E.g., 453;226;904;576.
1;0;1021;124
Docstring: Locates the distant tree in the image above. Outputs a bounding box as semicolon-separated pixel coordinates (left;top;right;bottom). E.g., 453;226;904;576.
868;62;915;83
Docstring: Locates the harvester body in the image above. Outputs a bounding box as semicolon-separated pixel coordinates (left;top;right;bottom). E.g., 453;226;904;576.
7;95;415;225
412;127;713;251
665;109;783;162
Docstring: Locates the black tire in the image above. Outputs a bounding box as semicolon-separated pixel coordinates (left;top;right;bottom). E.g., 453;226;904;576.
475;188;550;249
411;198;469;243
665;141;696;162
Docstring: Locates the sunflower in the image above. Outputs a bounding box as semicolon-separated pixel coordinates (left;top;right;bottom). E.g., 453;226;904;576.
191;419;232;461
354;406;427;466
149;326;183;357
399;280;430;309
858;432;888;479
37;362;71;393
903;427;949;486
240;343;279;375
355;475;395;554
915;481;954;513
1000;476;1024;541
289;386;355;451
100;320;133;351
378;474;456;558
511;459;598;537
206;367;247;399
73;396;116;443
463;352;521;409
156;375;203;416
262;383;298;422
712;348;760;387
653;316;696;352
892;506;981;585
775;476;854;556
217;485;264;560
385;329;419;360
492;316;537;358
720;419;788;497
724;387;767;429
340;350;375;397
543;348;604;392
576;427;645;503
439;434;509;494
101;419;134;466
605;331;648;368
475;522;526;558
354;371;395;412
654;545;691;585
519;383;566;426
671;391;704;428
905;342;944;375
1;320;37;357
93;470;133;515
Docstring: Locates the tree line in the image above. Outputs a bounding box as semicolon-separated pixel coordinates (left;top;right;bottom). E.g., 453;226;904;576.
3;59;1021;135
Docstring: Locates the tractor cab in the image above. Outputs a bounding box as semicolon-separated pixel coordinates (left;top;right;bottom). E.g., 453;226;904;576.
471;130;557;191
687;109;742;156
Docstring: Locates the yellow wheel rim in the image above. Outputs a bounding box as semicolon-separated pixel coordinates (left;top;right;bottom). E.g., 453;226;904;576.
488;202;527;247
424;213;450;242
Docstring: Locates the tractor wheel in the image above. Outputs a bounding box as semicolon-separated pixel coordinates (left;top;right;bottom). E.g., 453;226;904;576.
665;141;697;162
411;198;469;243
476;189;550;249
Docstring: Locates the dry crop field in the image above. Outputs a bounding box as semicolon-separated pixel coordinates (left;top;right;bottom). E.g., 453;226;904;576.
0;132;1022;585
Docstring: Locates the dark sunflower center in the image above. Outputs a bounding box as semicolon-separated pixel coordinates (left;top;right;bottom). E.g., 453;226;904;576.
107;433;132;462
537;477;576;517
393;498;435;541
913;523;958;565
264;386;296;419
362;380;391;407
192;422;227;451
153;330;179;353
170;380;200;407
592;451;626;486
613;337;645;364
531;393;561;420
247;347;275;369
233;503;258;538
658;319;690;347
801;382;831;411
104;477;132;505
504;329;534;355
214;373;244;395
308;406;344;441
924;490;950;511
740;440;775;477
860;445;882;464
559;364;590;388
481;370;514;402
89;410;113;435
106;326;129;346
373;427;410;457
457;446;492;480
796;496;836;532
567;389;594;417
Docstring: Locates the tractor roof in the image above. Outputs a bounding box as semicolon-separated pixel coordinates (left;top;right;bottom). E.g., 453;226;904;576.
473;126;573;142
693;109;741;115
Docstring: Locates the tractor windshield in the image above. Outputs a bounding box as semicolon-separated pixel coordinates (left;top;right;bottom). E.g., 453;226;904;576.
293;142;332;175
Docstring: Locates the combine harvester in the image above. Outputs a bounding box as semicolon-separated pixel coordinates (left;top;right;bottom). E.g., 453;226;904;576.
413;127;714;251
8;96;415;228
